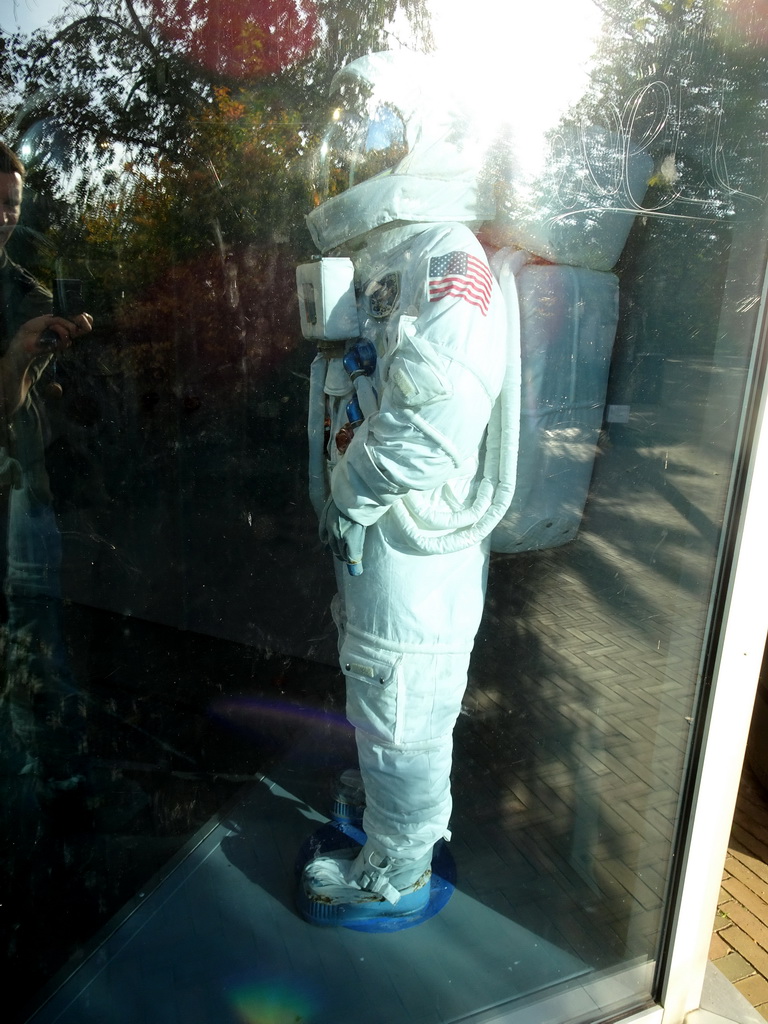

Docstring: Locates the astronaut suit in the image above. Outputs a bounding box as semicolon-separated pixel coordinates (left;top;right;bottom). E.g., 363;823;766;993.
297;51;513;926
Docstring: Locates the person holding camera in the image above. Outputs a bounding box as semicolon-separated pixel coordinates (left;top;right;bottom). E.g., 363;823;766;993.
0;139;93;806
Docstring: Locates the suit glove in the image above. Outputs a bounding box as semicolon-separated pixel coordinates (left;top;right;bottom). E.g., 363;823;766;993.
319;497;365;576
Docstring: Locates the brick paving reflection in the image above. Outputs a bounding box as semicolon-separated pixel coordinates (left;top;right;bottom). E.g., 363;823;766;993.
711;765;768;1019
453;366;729;971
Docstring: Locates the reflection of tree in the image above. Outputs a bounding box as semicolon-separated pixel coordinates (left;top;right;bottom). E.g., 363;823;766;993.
573;0;768;218
145;0;319;79
1;0;432;409
3;0;431;185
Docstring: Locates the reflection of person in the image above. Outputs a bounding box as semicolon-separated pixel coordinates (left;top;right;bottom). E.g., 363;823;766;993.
0;141;93;801
297;53;510;927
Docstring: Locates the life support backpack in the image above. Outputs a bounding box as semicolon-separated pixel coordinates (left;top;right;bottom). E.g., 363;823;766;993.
485;128;653;553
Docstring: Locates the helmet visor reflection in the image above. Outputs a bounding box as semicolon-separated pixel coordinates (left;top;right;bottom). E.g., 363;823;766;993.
317;90;407;199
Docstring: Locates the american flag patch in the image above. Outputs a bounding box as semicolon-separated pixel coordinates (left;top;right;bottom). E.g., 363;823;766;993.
428;250;493;316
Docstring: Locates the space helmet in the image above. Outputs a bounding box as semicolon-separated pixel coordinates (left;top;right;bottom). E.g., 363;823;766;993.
306;50;496;253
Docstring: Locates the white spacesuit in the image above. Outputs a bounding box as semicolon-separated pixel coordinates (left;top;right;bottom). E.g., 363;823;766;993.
296;51;514;927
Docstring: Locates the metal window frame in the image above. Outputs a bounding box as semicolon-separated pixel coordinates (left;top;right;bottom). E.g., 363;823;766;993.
656;248;768;1024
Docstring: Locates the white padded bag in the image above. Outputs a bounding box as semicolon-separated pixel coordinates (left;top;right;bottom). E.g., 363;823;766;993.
490;253;619;553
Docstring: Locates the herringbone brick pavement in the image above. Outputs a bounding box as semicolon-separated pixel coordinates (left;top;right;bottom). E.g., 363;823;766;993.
711;765;768;1019
456;359;741;975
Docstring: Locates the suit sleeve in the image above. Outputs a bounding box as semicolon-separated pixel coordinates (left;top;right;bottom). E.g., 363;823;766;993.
331;248;503;526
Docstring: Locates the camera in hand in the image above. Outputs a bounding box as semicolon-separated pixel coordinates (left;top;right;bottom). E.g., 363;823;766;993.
39;278;84;351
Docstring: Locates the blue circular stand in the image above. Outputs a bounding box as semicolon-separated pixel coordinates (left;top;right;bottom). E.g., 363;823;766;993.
295;822;456;932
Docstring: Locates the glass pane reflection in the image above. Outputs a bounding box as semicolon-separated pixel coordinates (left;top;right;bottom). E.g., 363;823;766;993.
0;1;767;1022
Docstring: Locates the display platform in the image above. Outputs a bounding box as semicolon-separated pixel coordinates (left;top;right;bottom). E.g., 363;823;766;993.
26;771;588;1024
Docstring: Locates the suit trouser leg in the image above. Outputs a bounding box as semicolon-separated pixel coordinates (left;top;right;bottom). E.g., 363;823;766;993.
336;520;490;865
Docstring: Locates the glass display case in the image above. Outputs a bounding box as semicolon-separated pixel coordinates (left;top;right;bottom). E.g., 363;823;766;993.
1;2;768;1022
